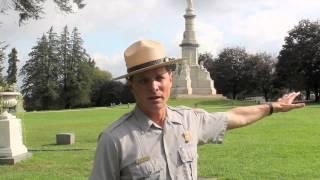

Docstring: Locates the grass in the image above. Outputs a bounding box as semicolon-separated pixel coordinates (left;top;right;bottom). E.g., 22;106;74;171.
198;106;320;179
0;99;319;179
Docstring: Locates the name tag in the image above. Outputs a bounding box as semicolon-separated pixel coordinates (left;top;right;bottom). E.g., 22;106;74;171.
135;156;151;165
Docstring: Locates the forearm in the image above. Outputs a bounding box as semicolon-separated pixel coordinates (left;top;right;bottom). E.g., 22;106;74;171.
227;104;271;129
225;92;305;130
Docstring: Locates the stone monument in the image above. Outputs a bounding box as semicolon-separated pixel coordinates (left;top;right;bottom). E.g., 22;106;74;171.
0;92;31;165
171;0;217;97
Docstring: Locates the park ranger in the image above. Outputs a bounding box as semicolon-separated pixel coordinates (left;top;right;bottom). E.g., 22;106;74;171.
90;40;305;180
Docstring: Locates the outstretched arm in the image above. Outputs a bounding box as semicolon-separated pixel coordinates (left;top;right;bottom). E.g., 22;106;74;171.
226;92;305;130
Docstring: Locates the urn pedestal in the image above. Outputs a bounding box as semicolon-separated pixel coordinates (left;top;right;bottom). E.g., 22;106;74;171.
0;92;31;165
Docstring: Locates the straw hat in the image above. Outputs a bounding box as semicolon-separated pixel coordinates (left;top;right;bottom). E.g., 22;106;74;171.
113;40;183;80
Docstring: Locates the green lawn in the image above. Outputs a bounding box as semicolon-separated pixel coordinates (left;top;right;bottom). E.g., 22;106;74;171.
0;99;319;179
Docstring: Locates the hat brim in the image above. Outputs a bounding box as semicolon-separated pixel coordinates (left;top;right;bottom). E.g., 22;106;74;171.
113;58;185;80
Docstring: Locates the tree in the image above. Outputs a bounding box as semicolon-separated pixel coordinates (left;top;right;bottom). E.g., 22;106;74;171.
120;83;135;104
20;26;98;110
90;67;112;106
201;50;276;100
58;26;72;108
246;53;275;101
276;19;320;102
44;27;61;108
59;26;94;108
0;43;6;85
7;48;19;84
21;34;52;110
209;47;249;99
21;28;62;110
95;81;134;107
0;0;86;25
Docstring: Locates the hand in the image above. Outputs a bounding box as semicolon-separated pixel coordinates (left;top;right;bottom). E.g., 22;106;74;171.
273;92;305;113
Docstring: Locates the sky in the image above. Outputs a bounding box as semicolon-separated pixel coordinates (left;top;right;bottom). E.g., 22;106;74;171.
1;0;320;80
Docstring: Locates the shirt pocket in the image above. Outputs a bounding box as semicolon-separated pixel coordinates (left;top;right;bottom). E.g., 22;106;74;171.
128;158;164;180
177;144;197;180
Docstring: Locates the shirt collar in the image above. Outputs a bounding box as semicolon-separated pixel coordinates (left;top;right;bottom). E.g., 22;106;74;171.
166;106;183;125
133;106;156;131
133;106;182;131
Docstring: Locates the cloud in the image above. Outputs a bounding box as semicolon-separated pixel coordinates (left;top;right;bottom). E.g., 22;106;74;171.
194;0;320;54
2;0;320;82
197;21;224;56
92;52;126;78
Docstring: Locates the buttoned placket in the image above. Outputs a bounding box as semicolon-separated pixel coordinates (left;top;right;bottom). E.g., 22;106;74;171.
162;118;180;180
133;111;170;179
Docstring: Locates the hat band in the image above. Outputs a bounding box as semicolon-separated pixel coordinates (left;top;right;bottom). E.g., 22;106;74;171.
127;58;168;73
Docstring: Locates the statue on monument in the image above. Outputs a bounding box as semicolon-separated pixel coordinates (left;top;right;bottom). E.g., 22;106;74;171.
186;0;193;9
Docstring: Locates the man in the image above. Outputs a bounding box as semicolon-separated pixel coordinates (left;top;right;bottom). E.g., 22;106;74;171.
90;40;305;180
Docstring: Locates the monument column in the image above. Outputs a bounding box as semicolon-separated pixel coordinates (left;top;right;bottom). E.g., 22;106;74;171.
171;0;217;97
180;1;199;66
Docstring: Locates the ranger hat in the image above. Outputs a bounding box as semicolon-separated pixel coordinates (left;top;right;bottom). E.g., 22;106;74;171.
113;39;183;80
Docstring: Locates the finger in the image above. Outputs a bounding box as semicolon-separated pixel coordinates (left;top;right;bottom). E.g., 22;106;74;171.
282;94;288;99
287;92;300;104
290;103;305;109
290;92;299;98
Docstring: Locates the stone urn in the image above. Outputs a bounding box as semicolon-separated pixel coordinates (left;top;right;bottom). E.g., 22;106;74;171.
0;92;20;120
0;91;31;165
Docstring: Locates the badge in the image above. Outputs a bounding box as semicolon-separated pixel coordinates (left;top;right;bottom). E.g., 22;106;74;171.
135;156;151;165
183;130;192;143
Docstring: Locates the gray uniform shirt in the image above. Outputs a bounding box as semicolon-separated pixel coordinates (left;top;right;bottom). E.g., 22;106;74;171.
90;106;228;180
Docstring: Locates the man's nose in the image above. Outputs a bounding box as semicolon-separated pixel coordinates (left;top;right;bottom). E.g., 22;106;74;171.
150;80;159;91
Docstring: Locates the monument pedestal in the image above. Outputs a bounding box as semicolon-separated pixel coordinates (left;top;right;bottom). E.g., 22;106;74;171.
0;114;31;165
171;64;217;98
189;65;216;95
171;65;192;97
0;92;31;165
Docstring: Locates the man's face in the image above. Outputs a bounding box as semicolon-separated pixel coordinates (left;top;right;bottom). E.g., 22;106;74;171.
129;66;172;114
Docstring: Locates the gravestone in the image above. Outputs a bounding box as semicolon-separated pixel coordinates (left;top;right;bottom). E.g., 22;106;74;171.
0;92;31;165
56;133;75;145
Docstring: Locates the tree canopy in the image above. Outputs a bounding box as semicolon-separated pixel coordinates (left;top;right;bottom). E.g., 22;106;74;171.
20;26;95;110
7;48;19;84
18;26;131;110
276;19;320;102
0;0;86;25
0;43;6;85
201;49;275;100
204;47;249;99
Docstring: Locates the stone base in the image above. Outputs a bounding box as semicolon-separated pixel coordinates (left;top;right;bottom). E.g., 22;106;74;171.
170;94;226;99
171;64;217;97
0;152;32;165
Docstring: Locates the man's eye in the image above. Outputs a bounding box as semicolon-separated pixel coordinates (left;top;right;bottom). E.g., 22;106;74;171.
138;79;148;84
156;76;165;81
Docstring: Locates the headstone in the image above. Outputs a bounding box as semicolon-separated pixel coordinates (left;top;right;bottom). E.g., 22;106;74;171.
56;133;75;145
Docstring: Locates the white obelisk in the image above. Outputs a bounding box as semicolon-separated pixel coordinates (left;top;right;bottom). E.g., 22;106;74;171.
171;0;216;97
